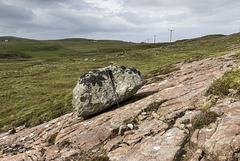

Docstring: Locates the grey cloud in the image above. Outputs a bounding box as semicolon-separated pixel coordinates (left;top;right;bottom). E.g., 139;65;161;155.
0;1;33;20
4;0;73;8
0;0;239;42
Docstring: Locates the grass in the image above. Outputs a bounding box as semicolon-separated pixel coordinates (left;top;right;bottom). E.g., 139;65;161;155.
207;69;240;97
0;38;137;58
90;156;110;161
0;33;240;132
48;132;59;145
192;66;240;130
192;111;219;130
201;100;212;111
191;100;217;130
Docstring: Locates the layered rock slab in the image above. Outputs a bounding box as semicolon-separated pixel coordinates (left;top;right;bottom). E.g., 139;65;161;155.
107;127;188;161
72;66;144;118
0;51;239;160
191;100;240;161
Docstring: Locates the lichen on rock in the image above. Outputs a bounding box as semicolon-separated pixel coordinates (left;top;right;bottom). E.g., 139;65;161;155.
72;66;145;119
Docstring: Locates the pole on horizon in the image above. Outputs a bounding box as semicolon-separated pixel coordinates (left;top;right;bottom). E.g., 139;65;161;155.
154;35;156;44
168;29;175;43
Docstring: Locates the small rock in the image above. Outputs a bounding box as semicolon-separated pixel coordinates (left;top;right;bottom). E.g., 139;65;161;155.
19;149;24;153
127;124;134;130
214;95;220;99
141;112;147;115
12;144;17;148
153;146;161;151
152;112;159;118
138;115;147;121
178;124;185;130
229;89;238;95
186;124;192;129
159;116;165;121
118;125;130;136
45;124;51;128
92;149;98;153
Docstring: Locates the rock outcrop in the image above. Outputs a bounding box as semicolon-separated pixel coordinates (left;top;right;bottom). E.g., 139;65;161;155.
0;51;239;161
72;66;144;119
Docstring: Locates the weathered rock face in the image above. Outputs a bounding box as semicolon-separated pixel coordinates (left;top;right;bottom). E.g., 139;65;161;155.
0;51;239;161
72;66;145;118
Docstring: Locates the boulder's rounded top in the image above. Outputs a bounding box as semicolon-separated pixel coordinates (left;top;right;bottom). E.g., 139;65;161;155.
78;66;143;87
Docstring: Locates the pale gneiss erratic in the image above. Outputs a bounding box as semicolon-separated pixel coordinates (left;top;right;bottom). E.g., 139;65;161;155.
72;66;145;119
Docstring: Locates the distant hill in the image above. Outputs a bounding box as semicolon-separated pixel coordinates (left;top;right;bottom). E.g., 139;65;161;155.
0;36;32;41
0;36;137;58
0;33;239;58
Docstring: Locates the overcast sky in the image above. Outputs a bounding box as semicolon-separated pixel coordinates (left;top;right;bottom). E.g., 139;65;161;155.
0;0;239;42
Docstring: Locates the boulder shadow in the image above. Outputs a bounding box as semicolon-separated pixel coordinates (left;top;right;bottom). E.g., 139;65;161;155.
85;90;158;120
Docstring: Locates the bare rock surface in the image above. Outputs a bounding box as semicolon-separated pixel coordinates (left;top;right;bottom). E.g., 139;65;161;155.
191;100;240;161
0;51;239;161
72;66;145;118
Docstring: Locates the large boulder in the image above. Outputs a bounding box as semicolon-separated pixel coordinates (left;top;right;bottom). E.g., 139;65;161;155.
72;66;145;119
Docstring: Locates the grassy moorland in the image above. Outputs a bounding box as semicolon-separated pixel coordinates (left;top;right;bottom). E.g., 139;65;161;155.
0;33;239;132
0;37;137;58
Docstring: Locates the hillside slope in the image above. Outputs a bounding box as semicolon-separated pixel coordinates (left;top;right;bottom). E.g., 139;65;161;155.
0;33;239;133
0;50;239;160
0;36;32;41
0;37;136;58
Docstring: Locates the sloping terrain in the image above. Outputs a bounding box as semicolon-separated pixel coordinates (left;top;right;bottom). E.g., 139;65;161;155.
0;37;137;58
0;50;239;160
1;33;239;133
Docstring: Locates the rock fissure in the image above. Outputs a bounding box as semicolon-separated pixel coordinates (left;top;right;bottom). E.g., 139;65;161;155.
109;141;130;152
212;117;221;135
229;139;235;157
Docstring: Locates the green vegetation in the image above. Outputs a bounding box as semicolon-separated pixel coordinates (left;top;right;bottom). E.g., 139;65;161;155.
207;69;240;97
48;132;59;145
192;111;219;130
9;128;16;135
0;33;240;132
192;99;218;130
142;101;162;114
201;100;212;111
192;66;240;130
0;38;137;58
90;156;110;161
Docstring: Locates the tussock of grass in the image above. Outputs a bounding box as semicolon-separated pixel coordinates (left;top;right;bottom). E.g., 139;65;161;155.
146;76;164;84
193;68;240;130
0;33;240;132
48;132;59;145
148;64;180;77
90;156;110;161
207;70;240;97
201;101;212;111
192;111;219;130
